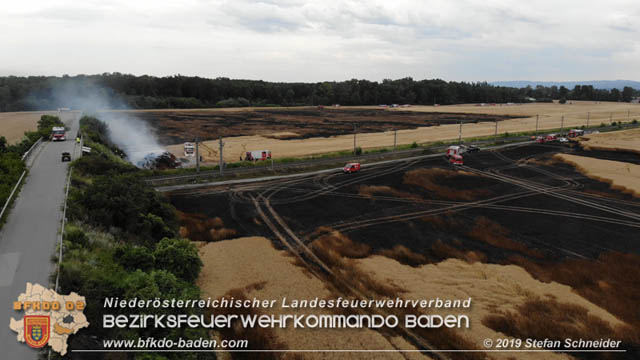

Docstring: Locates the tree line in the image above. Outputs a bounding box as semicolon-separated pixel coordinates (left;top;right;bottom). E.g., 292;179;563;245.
0;73;638;112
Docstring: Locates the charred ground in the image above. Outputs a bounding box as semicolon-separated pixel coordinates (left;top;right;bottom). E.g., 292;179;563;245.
170;143;640;262
131;108;517;144
168;142;640;358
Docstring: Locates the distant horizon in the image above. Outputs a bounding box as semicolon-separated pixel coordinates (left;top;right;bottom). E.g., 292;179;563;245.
1;73;638;90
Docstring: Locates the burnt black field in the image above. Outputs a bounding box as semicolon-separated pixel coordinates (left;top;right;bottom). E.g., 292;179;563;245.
135;108;517;144
169;142;640;359
169;142;640;263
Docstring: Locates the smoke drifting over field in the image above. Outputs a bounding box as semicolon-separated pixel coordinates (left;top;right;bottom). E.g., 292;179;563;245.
99;112;165;165
44;79;165;165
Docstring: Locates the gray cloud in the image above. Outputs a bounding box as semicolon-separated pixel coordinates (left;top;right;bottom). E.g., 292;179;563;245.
0;0;638;81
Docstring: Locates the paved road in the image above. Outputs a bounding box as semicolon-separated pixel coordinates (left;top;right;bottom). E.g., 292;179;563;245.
0;112;80;359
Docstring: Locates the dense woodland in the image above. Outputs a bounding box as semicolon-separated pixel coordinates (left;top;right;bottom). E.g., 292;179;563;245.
0;73;638;112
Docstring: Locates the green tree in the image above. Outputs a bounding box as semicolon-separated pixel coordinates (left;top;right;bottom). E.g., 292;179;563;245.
559;86;569;99
610;88;621;101
115;245;155;271
37;115;64;138
153;238;202;282
622;86;634;102
78;174;177;243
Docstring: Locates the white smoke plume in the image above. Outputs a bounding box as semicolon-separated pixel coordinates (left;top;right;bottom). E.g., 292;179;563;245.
44;77;166;166
98;112;165;165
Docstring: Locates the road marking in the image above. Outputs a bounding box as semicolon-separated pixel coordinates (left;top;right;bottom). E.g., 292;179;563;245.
0;252;20;287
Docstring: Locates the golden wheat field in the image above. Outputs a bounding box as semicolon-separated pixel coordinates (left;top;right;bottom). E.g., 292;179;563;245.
579;127;640;154
195;236;627;359
0;110;79;143
555;127;640;196
196;237;429;360
0;111;51;143
556;154;640;196
356;255;624;360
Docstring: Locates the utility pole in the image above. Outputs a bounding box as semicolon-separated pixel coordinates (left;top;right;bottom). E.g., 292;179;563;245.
353;123;357;154
219;136;224;176
586;112;590;128
458;120;462;144
393;129;397;151
494;120;498;143
560;115;564;134
195;136;200;173
535;114;539;135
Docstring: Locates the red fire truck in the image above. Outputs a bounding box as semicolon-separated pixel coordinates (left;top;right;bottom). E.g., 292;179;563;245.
568;129;585;138
449;154;463;165
446;145;464;157
245;150;272;161
51;127;66;141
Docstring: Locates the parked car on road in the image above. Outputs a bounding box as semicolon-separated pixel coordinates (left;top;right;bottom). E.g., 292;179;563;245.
343;162;361;173
466;145;480;152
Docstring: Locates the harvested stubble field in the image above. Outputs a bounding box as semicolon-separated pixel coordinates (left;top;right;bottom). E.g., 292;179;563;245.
0;110;75;143
108;101;640;163
170;141;640;359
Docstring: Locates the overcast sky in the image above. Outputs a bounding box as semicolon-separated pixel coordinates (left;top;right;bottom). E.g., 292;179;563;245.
1;0;638;82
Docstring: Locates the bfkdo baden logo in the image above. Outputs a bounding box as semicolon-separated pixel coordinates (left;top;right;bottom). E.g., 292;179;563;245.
24;315;50;348
9;283;89;355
